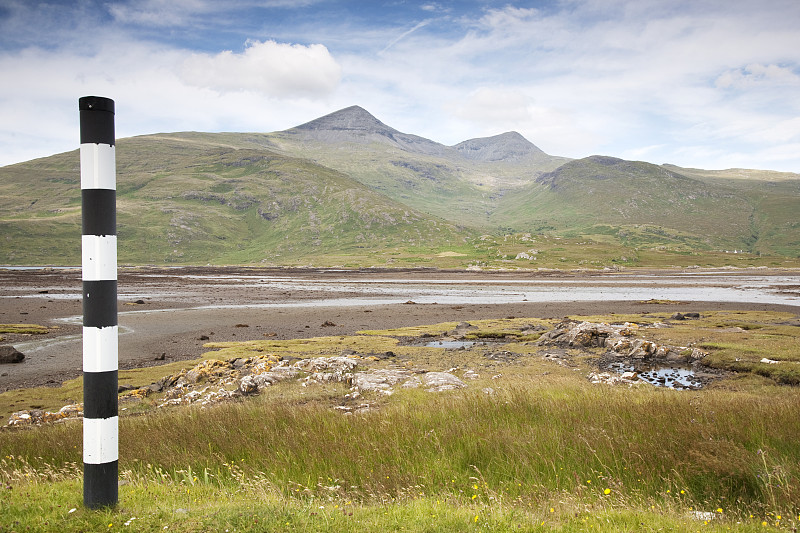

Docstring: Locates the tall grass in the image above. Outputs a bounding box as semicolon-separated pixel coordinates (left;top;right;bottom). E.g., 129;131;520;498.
3;378;799;518
4;312;800;530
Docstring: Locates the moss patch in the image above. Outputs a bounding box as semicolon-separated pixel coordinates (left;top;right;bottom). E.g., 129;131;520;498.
0;323;49;334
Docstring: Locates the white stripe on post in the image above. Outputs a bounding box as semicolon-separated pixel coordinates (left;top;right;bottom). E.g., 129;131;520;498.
82;235;117;281
83;416;119;464
83;326;119;373
80;144;116;190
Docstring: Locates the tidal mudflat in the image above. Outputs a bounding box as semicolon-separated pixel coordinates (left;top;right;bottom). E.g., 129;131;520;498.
1;266;798;391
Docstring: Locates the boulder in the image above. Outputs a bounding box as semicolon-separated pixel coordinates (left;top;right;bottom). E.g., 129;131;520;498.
520;324;546;335
421;372;466;392
0;345;24;364
296;356;358;373
671;312;700;320
238;375;259;395
352;369;413;394
450;321;478;337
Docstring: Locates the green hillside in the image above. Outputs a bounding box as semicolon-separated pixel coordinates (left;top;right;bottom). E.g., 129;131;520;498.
490;156;800;256
0;134;474;266
664;165;800;257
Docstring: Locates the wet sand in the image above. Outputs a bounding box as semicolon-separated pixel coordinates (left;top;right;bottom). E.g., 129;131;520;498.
1;266;798;391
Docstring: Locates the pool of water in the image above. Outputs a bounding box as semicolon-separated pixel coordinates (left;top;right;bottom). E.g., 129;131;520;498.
607;362;703;389
424;340;477;349
638;367;703;389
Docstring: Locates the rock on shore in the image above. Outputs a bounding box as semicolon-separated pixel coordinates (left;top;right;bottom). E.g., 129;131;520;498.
0;345;24;364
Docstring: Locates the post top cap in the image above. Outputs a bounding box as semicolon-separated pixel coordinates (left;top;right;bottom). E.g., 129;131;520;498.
79;96;115;114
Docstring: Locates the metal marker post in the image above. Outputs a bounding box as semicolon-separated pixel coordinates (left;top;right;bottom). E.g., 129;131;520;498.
80;96;118;508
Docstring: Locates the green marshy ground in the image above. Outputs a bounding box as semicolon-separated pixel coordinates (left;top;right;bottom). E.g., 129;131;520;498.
2;310;800;531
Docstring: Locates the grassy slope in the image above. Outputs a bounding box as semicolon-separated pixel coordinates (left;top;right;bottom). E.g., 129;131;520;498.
490;156;800;257
666;166;800;257
265;132;499;227
264;129;575;228
267;132;800;262
0;134;474;266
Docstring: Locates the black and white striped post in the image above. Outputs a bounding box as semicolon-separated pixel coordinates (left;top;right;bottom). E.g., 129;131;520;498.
80;96;118;509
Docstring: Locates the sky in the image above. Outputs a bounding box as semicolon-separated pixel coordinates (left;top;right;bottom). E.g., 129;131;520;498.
1;0;799;172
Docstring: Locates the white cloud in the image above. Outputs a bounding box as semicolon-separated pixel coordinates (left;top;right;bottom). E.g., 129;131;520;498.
452;87;532;125
716;64;800;89
180;40;341;98
0;38;341;166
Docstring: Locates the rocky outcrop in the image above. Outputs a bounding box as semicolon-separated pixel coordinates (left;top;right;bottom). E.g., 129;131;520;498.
537;319;707;362
352;369;414;394
7;404;82;427
537;319;636;349
6;351;471;427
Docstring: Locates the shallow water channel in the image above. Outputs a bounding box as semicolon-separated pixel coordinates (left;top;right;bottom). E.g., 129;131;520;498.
147;271;800;308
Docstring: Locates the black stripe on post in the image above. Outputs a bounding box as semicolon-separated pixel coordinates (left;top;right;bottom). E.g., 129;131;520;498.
84;462;119;509
80;97;116;146
83;370;119;419
83;280;118;328
81;190;117;236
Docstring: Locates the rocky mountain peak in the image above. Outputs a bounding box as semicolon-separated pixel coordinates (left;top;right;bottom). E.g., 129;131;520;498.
292;105;399;136
287;105;450;156
453;131;545;162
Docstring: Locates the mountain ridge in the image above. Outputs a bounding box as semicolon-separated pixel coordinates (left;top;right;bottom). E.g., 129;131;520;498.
0;105;798;266
285;105;564;165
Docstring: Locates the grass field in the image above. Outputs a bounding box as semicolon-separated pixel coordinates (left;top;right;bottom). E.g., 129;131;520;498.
2;312;799;531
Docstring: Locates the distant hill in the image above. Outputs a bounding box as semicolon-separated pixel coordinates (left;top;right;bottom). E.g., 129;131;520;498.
0;106;798;267
492;156;754;250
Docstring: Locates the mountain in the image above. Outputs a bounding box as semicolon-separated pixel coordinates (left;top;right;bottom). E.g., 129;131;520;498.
1;106;798;267
271;107;569;225
454;131;544;162
287;105;451;157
